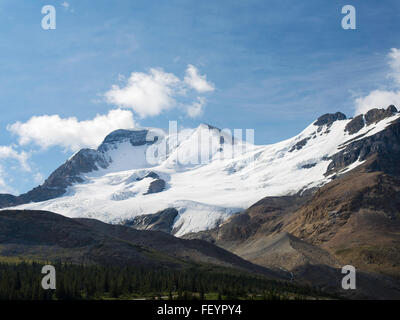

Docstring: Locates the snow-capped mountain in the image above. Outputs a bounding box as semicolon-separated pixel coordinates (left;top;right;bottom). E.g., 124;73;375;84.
4;106;400;236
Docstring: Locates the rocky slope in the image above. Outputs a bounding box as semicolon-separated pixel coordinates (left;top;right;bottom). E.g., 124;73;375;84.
0;209;279;278
184;164;400;298
285;160;400;278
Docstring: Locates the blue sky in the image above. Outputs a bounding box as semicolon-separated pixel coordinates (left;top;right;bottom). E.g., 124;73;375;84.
1;0;400;194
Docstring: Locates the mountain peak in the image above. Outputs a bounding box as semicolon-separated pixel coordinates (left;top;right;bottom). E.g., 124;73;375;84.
98;128;158;152
387;104;398;113
364;105;398;126
345;105;399;135
313;112;347;127
196;123;221;132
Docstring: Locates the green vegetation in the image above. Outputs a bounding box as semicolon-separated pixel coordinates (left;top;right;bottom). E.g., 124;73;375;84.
0;262;331;300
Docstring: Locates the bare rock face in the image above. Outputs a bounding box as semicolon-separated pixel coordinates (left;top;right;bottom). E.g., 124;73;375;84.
365;105;398;126
289;137;310;152
345;114;364;135
0;194;18;208
124;208;178;233
145;179;166;194
313;112;347;127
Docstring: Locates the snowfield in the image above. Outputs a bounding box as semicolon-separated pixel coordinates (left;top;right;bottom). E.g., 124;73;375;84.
13;113;400;236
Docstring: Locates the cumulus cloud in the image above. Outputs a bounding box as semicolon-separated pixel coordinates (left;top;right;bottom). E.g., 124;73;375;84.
355;48;400;115
60;1;75;13
186;97;207;118
0;166;11;194
355;90;400;115
0;146;31;194
184;64;215;93
105;69;180;118
8;109;136;152
0;145;30;171
33;172;44;185
105;65;214;118
388;48;400;85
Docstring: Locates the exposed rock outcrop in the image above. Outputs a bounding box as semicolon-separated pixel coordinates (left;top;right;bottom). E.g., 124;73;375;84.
145;179;166;194
314;112;347;127
345;114;365;135
365;105;398;126
0;194;18;208
289;137;310;152
124;208;178;233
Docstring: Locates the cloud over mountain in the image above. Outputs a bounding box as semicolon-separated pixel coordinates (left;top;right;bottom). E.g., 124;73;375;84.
105;68;180;118
186;97;207;118
8;109;135;152
105;65;214;118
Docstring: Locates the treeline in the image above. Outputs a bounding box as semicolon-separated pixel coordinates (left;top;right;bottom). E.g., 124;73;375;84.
0;262;323;300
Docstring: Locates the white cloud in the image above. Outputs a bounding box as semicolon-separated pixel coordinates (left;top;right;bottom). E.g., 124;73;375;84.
0;146;31;194
0;166;12;194
105;68;180;118
105;65;214;118
355;90;400;115
0;145;30;171
33;172;44;185
388;48;400;85
61;1;74;13
184;64;215;93
8;109;136;152
186;97;207;118
355;48;400;115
